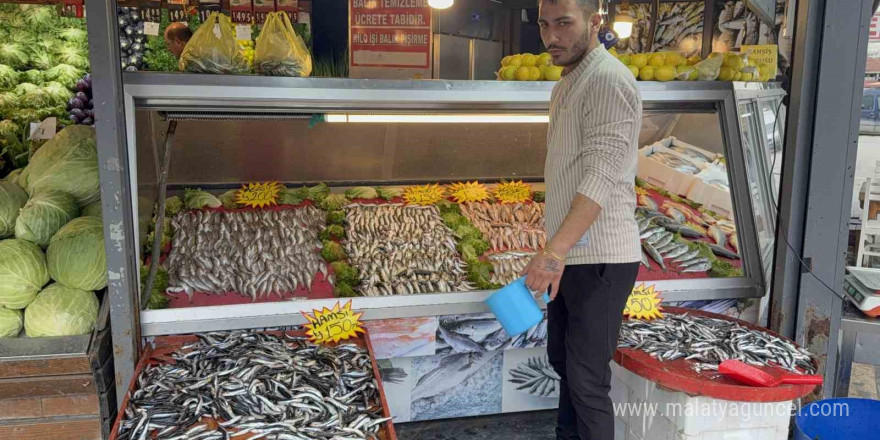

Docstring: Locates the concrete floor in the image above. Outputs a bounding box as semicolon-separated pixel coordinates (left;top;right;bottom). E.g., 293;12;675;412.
396;410;557;440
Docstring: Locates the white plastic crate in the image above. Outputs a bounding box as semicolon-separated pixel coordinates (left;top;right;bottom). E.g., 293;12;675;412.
687;179;734;220
637;143;701;196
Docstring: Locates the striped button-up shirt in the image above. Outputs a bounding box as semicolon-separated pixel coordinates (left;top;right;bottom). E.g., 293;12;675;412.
544;44;642;265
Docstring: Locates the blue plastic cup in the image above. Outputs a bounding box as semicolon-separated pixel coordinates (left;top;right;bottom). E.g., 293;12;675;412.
484;276;551;337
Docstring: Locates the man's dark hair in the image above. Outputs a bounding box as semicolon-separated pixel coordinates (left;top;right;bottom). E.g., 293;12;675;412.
540;0;601;16
166;23;193;42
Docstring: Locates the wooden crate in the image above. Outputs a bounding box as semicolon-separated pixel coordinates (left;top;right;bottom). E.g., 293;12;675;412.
0;303;115;440
109;329;398;440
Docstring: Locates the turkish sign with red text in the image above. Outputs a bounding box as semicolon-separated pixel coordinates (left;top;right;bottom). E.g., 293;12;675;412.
350;0;431;69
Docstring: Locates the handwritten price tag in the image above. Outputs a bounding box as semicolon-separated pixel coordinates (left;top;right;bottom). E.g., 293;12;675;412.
235;181;281;208
144;22;160;36
623;283;664;320
302;301;365;344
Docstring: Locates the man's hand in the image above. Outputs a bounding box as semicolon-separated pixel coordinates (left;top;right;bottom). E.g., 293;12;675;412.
521;252;565;301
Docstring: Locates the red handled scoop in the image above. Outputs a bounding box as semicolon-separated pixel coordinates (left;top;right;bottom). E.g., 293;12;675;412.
718;360;824;387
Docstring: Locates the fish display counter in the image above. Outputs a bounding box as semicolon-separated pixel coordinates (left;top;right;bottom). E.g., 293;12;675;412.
109;74;786;421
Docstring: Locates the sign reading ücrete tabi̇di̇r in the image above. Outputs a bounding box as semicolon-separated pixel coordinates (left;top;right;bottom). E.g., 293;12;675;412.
302;301;366;344
350;0;431;69
623;284;664;320
235;182;281;209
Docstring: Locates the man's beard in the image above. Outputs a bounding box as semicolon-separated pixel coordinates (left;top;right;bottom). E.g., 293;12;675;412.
557;31;592;67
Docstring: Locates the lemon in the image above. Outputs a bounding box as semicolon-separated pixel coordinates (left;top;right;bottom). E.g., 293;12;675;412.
631;53;649;68
618;54;632;66
628;65;640;78
733;71;742;81
717;66;735;81
544;65;563;81
515;66;531;81
723;53;744;70
675;65;693;80
639;65;655;81
609;47;619;57
521;53;537;67
528;66;541;81
664;53;685;67
537;52;552;67
649;53;665;67
501;55;512;67
687;55;701;65
501;66;518;80
508;55;522;68
654;65;676;82
740;72;753;81
688;69;698;80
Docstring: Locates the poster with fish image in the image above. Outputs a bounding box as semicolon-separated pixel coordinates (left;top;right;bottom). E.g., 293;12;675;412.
377;358;415;423
366;316;439;359
649;2;706;57
435;312;548;356
614;2;653;54
712;0;790;72
410;351;503;421
501;347;560;413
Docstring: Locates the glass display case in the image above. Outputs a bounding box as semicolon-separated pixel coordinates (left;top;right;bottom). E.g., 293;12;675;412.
115;75;781;339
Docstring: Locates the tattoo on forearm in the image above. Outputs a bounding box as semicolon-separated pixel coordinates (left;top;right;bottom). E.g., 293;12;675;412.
542;258;560;273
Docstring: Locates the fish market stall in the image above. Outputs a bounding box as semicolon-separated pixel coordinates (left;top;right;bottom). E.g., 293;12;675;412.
97;73;788;422
613;307;819;440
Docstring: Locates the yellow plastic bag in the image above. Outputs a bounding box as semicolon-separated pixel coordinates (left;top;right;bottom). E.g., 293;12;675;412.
254;12;312;77
179;12;249;74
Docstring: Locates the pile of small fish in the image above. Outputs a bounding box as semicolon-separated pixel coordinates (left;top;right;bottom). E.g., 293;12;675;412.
436;314;546;354
618;313;816;375
646;150;703;174
115;331;391;440
508;355;561;398
344;204;474;296
717;0;767;50
487;251;534;286
636;196;740;274
460;202;546;253
166;208;328;301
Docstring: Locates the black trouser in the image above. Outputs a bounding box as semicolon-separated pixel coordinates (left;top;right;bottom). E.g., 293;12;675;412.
547;262;640;440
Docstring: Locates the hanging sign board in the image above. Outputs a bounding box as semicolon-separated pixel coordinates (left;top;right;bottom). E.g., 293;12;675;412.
198;0;224;22
230;0;254;23
349;0;432;79
61;0;85;18
166;0;190;22
140;0;163;23
253;0;275;24
276;0;298;22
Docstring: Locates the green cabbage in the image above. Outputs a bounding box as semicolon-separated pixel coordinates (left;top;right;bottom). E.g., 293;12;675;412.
2;168;23;184
533;191;546;202
0;120;19;139
319;194;349;211
47;217;107;291
28;50;53;70
321;240;345;262
330;261;359;286
164;196;183;216
217;190;239;209
81;200;101;218
376;187;403;200
0;42;28;69
305;183;330;202
15;190;78;247
44;65;82;89
0;64;17;90
0;238;48;309
334;282;358;298
20;69;43;85
0;306;22;337
0;181;28;238
278;188;304;205
18;126;100;207
326;210;345;225
24;283;99;337
13;81;38;96
184;189;222;209
53;43;89;70
57;27;88;44
344;186;378;200
22;5;57;29
318;225;345;241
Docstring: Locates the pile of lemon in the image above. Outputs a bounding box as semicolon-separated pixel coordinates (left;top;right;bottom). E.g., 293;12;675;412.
613;49;775;82
497;52;565;81
238;39;255;69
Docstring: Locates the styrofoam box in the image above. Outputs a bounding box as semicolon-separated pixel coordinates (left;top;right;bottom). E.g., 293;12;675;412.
687;179;733;220
663;137;721;165
637;143;700;196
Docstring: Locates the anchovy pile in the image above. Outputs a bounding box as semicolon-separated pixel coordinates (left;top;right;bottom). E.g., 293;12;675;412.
344;204;474;296
508;356;560;398
116;331;391;440
487;251;534;286
618;313;816;375
460;202;546;253
166;208;327;301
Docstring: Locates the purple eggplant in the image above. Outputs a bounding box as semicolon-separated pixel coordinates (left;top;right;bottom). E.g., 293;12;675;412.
68;97;84;110
75;92;88;102
81;117;94;125
69;114;80;124
85;109;95;119
70;108;86;120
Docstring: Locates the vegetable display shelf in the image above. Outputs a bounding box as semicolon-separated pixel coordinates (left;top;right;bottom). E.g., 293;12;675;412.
109;329;397;440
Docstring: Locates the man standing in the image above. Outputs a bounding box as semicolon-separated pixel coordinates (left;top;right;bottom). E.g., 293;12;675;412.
164;22;193;59
522;0;642;439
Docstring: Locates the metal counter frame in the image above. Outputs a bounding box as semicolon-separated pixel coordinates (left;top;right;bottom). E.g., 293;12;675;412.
834;301;880;397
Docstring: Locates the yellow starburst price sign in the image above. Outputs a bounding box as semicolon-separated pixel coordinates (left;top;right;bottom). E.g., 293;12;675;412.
301;301;366;344
623;283;664;320
235;181;282;209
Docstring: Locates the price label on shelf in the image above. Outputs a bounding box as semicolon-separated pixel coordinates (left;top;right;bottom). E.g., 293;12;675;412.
302;301;366;344
30;118;57;140
623;283;664;320
235;24;252;41
235;181;281;208
144;22;160;36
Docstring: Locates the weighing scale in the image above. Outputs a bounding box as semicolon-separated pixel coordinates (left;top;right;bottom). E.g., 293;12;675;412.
843;266;880;317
